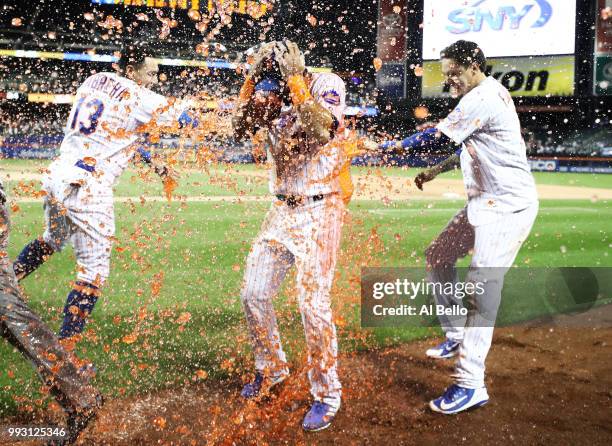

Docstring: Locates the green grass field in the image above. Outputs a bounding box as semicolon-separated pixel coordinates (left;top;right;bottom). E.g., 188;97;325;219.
1;160;610;416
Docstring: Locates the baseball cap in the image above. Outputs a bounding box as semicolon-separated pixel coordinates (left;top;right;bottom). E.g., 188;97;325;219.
254;77;282;93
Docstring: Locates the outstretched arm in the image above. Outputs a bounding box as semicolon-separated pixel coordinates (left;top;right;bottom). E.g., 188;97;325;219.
379;127;462;155
132;86;200;135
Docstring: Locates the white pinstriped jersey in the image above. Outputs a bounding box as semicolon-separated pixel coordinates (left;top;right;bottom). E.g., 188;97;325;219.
437;76;538;226
267;72;347;196
52;72;188;186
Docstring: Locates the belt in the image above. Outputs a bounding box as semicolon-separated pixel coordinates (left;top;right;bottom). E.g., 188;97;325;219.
276;193;325;208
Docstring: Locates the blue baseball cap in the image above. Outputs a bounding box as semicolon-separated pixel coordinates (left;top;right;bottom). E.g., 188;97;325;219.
254;77;282;93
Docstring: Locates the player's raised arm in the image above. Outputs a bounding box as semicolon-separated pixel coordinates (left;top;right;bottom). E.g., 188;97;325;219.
275;41;341;145
232;42;276;141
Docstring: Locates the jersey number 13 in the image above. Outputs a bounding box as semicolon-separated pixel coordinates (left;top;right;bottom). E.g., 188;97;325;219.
70;98;105;135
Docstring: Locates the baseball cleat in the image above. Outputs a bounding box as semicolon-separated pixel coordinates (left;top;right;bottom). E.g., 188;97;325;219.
240;371;288;399
429;384;489;415
426;338;460;359
48;394;103;446
302;401;339;432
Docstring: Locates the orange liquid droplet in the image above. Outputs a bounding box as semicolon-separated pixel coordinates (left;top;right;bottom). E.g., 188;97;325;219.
373;57;383;71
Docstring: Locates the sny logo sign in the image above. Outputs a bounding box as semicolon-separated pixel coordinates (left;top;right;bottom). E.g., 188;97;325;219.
446;0;552;34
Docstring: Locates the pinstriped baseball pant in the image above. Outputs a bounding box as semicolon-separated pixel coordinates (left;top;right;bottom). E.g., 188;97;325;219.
426;203;538;388
0;202;99;413
42;178;114;286
241;194;344;402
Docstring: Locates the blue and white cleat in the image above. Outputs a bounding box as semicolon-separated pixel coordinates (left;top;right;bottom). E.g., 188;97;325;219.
426;338;460;359
240;372;287;399
302;401;339;432
429;384;489;415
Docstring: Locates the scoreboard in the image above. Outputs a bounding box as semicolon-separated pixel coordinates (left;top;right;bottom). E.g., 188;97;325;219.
420;0;577;98
91;0;270;16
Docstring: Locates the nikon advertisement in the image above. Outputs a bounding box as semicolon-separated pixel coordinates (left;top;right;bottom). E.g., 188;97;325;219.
422;55;575;98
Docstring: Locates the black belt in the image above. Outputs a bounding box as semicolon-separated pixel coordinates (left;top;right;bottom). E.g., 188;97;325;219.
276;194;325;208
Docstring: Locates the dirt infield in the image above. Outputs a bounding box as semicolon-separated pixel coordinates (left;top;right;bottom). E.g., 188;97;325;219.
351;174;612;201
3;310;611;445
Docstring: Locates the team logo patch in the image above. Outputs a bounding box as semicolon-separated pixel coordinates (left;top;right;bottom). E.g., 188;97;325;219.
322;90;341;106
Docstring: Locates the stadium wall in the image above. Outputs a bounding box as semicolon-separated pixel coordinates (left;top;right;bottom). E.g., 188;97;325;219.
2;137;611;174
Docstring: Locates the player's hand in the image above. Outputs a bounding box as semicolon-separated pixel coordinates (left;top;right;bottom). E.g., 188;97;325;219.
248;42;276;79
415;121;437;132
155;164;176;179
276;40;306;78
414;170;436;191
357;138;379;154
379;140;404;154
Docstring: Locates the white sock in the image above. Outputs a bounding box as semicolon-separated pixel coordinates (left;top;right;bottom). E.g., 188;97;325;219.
321;395;341;413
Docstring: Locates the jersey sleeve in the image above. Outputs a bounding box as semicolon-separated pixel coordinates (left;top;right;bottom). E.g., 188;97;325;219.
437;88;492;145
132;87;190;127
310;73;346;125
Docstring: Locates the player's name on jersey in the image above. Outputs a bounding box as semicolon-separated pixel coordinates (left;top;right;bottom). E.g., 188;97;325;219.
422;55;575;98
82;75;129;101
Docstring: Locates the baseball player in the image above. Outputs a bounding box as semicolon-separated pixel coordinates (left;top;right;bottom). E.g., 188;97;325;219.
233;41;348;431
380;40;538;414
0;183;102;446
12;45;196;343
